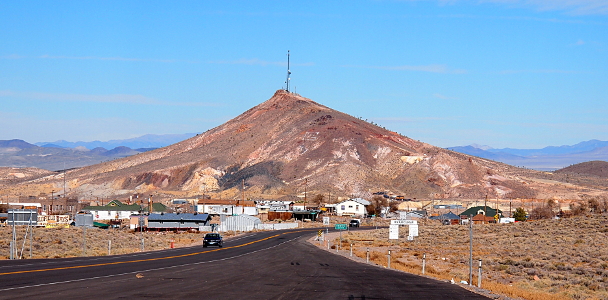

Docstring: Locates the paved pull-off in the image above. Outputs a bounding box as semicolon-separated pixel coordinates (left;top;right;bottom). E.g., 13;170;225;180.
0;228;489;299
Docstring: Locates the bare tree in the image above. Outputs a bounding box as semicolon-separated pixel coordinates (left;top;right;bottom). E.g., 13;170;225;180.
366;196;388;216
312;194;324;207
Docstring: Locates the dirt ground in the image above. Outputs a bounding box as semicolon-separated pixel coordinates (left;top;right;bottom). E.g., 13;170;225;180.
313;215;608;300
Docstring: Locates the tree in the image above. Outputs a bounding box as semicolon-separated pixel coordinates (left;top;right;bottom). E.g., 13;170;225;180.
311;194;324;207
366;196;388;216
570;201;588;216
513;207;527;222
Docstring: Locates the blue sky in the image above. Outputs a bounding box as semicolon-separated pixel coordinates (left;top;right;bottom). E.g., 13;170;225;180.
1;0;606;149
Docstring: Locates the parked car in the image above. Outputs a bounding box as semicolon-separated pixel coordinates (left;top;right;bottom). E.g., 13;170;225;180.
349;219;361;227
203;233;223;247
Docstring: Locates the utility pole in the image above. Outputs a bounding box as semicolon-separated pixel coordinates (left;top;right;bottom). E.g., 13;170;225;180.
483;194;487;224
469;215;473;285
304;178;307;210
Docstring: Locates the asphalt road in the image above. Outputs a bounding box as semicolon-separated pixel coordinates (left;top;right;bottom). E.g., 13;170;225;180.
0;228;489;299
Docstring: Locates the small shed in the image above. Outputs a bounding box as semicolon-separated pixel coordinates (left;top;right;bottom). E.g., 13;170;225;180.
220;215;262;232
147;213;211;231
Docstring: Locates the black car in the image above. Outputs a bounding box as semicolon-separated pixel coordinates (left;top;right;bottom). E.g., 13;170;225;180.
349;219;360;227
203;233;223;247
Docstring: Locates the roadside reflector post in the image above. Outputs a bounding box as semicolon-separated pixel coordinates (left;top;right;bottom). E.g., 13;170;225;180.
422;253;426;274
388;250;391;268
108;240;111;256
141;237;145;252
366;248;370;264
478;259;482;288
82;226;87;257
350;243;353;257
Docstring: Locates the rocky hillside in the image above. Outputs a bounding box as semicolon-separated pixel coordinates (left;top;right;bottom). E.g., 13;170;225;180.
2;90;605;201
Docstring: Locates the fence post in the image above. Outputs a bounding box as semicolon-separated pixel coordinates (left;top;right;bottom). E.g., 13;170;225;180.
388;250;391;268
478;259;482;288
422;253;426;274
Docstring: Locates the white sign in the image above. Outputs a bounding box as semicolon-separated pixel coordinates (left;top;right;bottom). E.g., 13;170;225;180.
391;219;417;225
389;224;399;240
323;217;330;226
408;224;419;237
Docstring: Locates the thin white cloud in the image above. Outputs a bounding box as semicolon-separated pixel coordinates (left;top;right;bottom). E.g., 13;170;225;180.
395;0;608;15
499;69;580;74
0;90;220;107
346;64;467;74
372;116;461;122
433;93;459;100
573;39;586;46
0;54;25;59
209;58;314;67
38;54;175;63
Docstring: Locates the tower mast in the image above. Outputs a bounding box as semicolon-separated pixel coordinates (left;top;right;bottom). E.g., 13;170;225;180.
285;50;291;92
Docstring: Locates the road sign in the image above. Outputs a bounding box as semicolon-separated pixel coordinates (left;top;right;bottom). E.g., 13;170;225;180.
323;217;330;226
409;224;419;237
389;224;399;239
391;219;417;225
318;230;323;236
335;224;348;230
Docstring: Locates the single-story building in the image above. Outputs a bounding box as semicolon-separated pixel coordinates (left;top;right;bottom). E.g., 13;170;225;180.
430;211;461;225
146;213;211;231
335;198;370;217
196;199;257;216
82;200;142;221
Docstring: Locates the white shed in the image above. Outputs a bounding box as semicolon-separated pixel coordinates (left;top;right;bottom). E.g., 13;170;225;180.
219;215;262;232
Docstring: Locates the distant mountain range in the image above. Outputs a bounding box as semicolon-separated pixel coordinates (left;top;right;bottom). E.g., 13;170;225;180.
35;133;198;150
448;140;608;171
1;133;606;172
0;133;197;171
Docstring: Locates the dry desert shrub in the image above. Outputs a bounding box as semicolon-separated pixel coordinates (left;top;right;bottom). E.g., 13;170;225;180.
0;226;206;259
339;214;608;300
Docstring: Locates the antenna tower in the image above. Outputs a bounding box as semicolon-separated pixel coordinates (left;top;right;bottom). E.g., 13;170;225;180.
285;50;291;92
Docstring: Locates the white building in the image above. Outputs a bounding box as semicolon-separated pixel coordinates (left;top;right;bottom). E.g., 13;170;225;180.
195;199;258;216
336;198;370;217
82;200;142;221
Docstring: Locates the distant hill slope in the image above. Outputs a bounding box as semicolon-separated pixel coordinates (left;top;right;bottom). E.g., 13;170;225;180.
449;143;608;171
4;90;605;201
554;161;608;178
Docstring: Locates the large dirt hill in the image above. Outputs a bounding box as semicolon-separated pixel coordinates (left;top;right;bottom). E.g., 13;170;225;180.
2;90;606;201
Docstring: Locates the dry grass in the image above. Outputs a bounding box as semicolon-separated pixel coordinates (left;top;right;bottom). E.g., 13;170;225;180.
0;227;232;259
333;215;608;300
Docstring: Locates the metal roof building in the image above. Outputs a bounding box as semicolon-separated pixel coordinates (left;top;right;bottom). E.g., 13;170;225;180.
147;213;211;231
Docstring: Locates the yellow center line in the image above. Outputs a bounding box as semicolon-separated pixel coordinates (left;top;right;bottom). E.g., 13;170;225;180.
0;232;287;276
